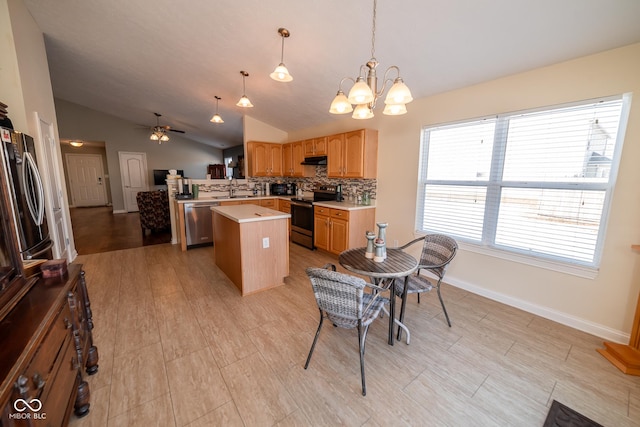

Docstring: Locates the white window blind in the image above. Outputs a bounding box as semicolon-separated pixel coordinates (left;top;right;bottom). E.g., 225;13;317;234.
417;95;629;267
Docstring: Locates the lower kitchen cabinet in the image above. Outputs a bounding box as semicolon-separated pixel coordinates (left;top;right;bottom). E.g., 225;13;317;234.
314;206;375;254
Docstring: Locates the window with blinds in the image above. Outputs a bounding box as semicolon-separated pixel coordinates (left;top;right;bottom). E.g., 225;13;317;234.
416;95;630;267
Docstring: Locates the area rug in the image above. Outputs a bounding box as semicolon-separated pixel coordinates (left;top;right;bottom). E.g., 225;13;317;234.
543;400;603;427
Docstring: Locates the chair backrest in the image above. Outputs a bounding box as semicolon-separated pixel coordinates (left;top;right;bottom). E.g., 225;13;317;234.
419;234;458;279
306;267;367;322
136;190;170;228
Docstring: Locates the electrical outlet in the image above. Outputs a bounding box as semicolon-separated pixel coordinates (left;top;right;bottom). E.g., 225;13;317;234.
262;237;269;248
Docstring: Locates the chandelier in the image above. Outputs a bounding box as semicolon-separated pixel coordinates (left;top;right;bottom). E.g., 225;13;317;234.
329;0;413;119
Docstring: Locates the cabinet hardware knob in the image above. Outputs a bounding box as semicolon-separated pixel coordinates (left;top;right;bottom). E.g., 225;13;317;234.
64;318;72;329
33;373;45;389
16;375;29;394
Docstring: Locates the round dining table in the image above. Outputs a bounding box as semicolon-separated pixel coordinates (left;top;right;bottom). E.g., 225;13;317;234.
339;247;418;345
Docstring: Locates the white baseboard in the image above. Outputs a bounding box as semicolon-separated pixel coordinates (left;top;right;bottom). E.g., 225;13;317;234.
445;275;629;345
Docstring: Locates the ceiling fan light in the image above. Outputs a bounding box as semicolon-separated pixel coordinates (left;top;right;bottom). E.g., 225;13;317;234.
384;78;413;105
352;104;374;120
383;103;407;116
160;133;169;142
69;141;83;147
270;63;293;82
150;133;159;141
347;77;375;104
236;95;254;108
329;90;353;114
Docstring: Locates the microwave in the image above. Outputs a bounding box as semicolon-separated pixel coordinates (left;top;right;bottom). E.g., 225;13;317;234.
271;183;296;195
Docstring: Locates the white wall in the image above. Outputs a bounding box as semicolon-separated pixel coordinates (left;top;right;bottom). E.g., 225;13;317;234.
289;43;640;343
55;99;224;212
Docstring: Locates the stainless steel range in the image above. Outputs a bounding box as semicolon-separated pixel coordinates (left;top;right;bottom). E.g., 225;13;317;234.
289;185;339;249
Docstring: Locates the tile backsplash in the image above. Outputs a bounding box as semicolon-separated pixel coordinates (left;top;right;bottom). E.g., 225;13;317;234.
196;165;377;198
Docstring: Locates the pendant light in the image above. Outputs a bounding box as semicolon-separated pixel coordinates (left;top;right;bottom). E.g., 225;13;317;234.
329;0;413;119
270;28;293;82
236;71;254;107
210;96;224;123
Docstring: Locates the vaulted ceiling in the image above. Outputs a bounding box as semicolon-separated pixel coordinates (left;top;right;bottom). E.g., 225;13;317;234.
23;0;640;149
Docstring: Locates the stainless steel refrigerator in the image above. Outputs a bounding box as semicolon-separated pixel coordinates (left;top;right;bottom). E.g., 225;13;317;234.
0;127;52;260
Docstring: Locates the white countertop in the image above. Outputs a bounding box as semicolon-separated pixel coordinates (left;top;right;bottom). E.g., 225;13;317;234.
312;200;376;210
211;204;291;223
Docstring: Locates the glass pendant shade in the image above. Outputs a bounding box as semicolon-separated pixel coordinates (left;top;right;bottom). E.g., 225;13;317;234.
329;91;354;114
270;63;293;82
352;104;374;119
348;77;375;104
150;133;159;141
160;133;169;142
384;78;413;105
382;103;407;115
236;95;254;108
210;113;224;123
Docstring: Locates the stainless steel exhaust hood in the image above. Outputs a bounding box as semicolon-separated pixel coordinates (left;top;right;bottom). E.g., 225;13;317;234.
300;155;327;165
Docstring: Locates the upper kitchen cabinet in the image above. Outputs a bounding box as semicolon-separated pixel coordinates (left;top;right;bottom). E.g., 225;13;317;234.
327;129;378;179
283;141;312;177
304;137;327;157
247;141;283;177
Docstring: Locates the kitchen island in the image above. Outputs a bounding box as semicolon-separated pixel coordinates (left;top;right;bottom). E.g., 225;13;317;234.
211;204;291;296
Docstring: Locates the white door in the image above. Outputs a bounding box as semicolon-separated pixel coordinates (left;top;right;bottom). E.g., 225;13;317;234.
66;154;108;207
35;113;70;260
119;152;148;212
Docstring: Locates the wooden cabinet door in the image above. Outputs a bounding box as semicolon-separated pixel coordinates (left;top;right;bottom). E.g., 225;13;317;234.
303;139;315;157
327;133;345;177
343;130;366;178
282;143;293;176
291;141;305;176
269;144;283;176
249;142;269;176
329;217;349;254
314;214;330;250
259;199;276;208
313;137;328;155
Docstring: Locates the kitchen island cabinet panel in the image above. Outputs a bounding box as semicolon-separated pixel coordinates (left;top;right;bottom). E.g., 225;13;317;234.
212;205;290;296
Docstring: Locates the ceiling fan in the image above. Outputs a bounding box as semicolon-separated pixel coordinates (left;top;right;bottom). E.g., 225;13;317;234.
148;112;185;143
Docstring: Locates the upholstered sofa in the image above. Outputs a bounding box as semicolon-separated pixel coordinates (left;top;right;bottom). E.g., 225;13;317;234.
136;190;170;235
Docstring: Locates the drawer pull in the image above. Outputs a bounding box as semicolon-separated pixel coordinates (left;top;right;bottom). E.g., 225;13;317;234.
64;317;72;329
33;373;45;390
16;375;29;394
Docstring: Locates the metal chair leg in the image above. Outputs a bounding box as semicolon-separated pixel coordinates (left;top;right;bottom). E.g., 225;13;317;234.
304;310;324;369
358;322;366;396
436;285;452;327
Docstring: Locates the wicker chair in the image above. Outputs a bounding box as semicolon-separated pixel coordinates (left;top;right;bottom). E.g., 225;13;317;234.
393;234;458;334
304;264;388;396
136;190;170;236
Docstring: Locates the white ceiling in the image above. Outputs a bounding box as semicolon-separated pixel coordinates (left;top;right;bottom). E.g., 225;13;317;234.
23;0;640;149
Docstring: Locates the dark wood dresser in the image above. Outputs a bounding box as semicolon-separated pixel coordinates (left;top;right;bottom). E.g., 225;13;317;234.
0;264;98;426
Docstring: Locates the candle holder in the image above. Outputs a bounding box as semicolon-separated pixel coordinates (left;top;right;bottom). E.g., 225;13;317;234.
376;222;388;260
365;231;376;259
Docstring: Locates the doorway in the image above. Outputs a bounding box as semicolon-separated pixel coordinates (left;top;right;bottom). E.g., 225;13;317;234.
65;153;108;207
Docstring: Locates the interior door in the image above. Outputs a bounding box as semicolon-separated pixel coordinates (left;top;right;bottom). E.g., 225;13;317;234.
36;113;70;260
118;151;148;212
66;154;107;207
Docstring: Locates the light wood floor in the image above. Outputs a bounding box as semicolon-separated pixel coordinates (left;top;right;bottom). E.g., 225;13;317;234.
67;243;640;426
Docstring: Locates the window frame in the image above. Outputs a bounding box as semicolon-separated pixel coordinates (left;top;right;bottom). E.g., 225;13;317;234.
415;94;632;277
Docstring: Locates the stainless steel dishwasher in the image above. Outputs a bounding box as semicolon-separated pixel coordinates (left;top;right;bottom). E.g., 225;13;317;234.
184;202;220;248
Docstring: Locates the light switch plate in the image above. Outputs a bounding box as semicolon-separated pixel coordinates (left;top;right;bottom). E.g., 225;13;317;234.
262;237;269;248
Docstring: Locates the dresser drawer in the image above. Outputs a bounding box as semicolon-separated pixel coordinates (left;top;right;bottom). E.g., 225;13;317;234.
330;209;349;220
24;302;73;399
